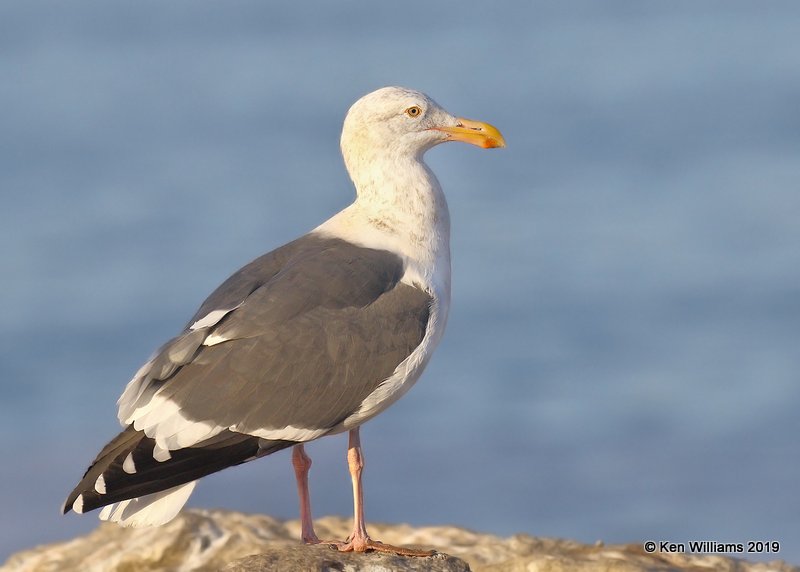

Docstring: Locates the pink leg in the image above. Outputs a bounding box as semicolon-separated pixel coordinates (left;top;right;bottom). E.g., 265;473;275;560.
334;427;434;556
342;427;369;549
292;444;320;544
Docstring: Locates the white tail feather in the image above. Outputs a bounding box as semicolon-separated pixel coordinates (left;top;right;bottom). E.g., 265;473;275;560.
98;481;196;527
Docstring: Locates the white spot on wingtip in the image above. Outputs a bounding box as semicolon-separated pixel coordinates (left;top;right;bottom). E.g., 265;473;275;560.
94;474;107;494
123;452;137;474
73;494;85;514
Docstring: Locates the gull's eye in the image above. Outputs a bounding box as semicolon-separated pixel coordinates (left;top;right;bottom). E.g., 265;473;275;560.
405;106;422;118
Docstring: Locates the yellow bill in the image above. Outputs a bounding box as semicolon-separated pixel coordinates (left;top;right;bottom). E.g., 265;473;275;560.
433;118;506;149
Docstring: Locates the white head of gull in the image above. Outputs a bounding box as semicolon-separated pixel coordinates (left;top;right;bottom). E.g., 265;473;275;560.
63;86;505;555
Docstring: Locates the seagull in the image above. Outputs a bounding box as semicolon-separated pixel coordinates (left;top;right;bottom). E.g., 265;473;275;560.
63;86;505;554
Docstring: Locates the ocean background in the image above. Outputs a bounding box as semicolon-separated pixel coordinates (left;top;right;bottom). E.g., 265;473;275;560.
2;0;799;565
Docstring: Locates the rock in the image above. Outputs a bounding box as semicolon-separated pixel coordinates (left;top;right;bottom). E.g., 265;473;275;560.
2;509;797;572
221;545;470;572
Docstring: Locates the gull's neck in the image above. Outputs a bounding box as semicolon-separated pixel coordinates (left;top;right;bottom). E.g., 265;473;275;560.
314;152;451;296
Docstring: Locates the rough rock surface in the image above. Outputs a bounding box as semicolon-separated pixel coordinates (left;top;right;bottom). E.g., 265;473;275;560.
221;545;469;572
2;509;796;572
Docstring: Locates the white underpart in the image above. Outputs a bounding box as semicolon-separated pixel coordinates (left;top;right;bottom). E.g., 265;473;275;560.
98;481;196;527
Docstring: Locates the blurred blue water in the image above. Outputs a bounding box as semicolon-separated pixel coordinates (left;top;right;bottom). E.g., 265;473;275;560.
2;0;799;565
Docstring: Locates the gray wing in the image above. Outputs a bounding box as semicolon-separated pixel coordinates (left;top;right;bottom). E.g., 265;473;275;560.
118;234;432;449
